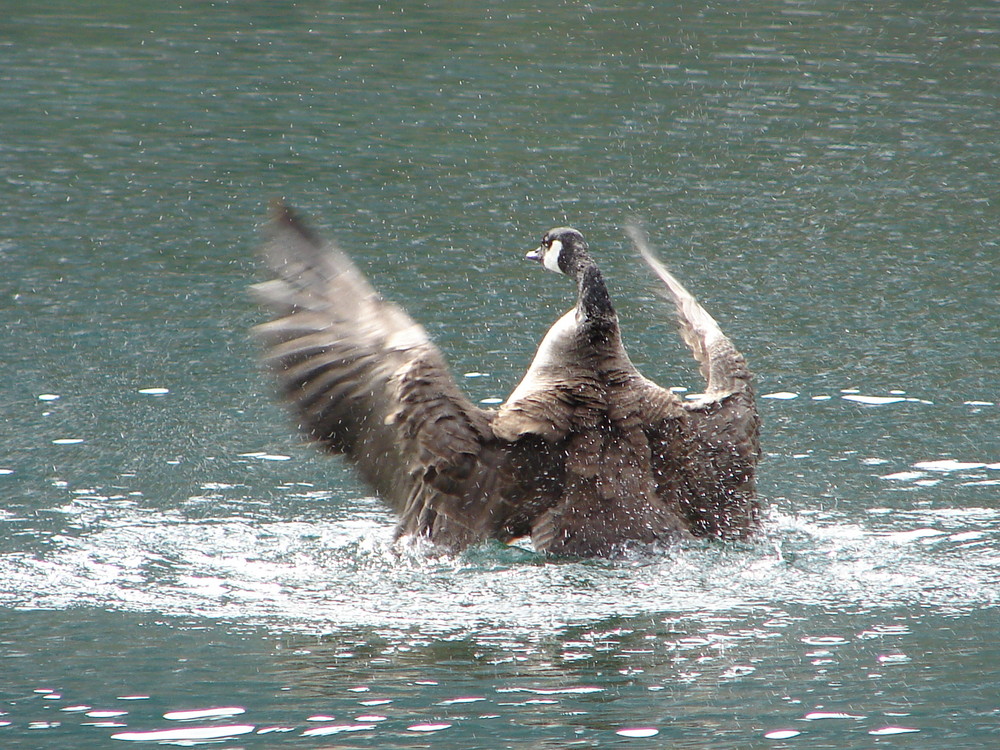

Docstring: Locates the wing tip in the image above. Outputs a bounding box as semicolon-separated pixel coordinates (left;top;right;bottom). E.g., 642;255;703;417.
265;198;322;246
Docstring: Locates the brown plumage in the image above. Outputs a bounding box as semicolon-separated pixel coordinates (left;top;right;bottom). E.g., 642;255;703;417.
252;203;760;557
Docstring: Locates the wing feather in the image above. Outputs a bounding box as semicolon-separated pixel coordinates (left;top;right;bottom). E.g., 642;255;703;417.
625;225;760;537
252;202;495;529
627;224;752;398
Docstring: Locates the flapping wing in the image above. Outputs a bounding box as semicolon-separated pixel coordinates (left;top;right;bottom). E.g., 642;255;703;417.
251;202;499;544
627;224;752;399
627;225;760;538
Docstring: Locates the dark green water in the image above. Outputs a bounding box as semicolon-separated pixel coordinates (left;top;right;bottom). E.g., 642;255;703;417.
2;1;998;747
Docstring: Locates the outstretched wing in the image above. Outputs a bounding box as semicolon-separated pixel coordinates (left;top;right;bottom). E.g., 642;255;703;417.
627;224;752;398
627;225;761;537
251;202;503;547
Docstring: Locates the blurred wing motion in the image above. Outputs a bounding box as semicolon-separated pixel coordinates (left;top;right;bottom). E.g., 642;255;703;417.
629;224;761;536
252;202;518;549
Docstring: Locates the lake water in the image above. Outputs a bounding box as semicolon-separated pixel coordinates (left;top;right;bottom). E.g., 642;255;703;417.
2;1;998;747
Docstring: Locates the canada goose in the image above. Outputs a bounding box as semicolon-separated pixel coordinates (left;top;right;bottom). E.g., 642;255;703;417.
252;202;760;557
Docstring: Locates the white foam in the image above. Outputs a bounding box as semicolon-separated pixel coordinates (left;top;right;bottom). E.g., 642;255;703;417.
762;391;798;400
913;460;985;472
882;471;926;481
882;528;945;543
949;531;985;542
138;387;169;395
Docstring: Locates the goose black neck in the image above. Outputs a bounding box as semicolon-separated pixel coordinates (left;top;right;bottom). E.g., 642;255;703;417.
576;261;616;322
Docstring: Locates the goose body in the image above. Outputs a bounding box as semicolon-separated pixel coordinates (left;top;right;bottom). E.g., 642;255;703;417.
253;204;760;557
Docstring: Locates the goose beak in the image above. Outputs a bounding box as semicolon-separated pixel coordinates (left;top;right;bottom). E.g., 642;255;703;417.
525;246;543;262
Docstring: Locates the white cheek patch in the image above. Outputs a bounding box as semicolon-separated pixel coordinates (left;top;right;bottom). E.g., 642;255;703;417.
543;239;563;273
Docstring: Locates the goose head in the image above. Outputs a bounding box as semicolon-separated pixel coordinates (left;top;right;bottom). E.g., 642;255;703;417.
526;227;589;276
